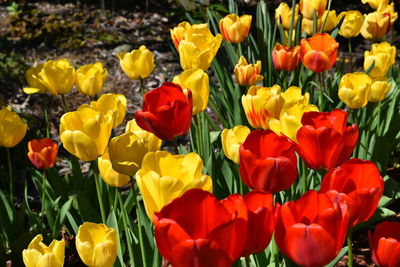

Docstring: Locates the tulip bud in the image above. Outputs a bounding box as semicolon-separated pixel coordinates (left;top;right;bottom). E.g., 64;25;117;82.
76;62;108;96
337;11;364;38
219;14;252;43
360;12;390;41
369;76;391;102
0;107;27;148
338;72;372;109
23;59;76;96
170;21;191;50
23;234;65;267
76;222;117;267
90;93;127;128
272;43;300;71
242;85;284;129
117;45;154;80
234;56;264;86
28;138;58;170
173;68;209;114
98;149;130;187
364;42;396;78
221;125;250;164
300;0;328;19
60;104;113;162
275;3;299;30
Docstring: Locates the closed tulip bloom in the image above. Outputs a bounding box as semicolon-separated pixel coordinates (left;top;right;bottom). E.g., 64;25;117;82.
117;45;154;80
378;2;398;24
369;221;400;267
362;0;389;10
76;222;117;267
219;14;252;43
108;131;156;176
301;17;318;36
136;151;213;220
60;104;113;161
239;130;298;193
76;62;108;96
272;43;300;71
320;158;384;227
360;12;390;41
28;138;58;170
154;189;247;267
135;82;192;141
369;77;391;102
300;33;339;73
300;0;328;19
275;3;299;30
23;59;75;96
221;125;250;164
337;11;364;38
0;108;27;148
23;234;65;267
125;119;162;151
234;56;264;86
241;191;278;257
170;21;191;50
177;23;223;70
90;93;127;128
242;85;284;129
364;42;396;78
275;190;349;267
338;72;372;109
173;68;209;114
98;149;130;187
321;10;338;32
296;109;359;170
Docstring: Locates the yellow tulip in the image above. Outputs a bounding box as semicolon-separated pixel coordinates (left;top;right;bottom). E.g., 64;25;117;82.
23;59;75;96
275;3;299;30
242;85;284;129
90;93;126;128
60;104;113;161
300;0;327;19
0;107;27;148
219;14;252;43
369;76;391;102
176;23;222;70
76;62;108;96
338;72;372;109
362;0;388;10
301;17;318;35
108;131;156;176
98;148;130;187
76;222;117;267
117;45;154;80
221;125;250;164
125;119;162;151
136;151;213;220
337;11;364;38
22;234;65;267
360;12;390;41
172;68;209;114
321;10;337;32
364;42;396;78
234;56;264;86
378;2;398;25
170;21;191;50
268;86;318;142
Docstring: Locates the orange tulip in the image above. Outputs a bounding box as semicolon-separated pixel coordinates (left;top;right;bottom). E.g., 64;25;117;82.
300;33;338;73
28;138;58;170
272;43;300;71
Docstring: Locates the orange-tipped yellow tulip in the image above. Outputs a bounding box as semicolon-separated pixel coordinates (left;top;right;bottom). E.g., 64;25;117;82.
170;21;191;50
76;62;108;96
0;107;27;148
338;72;372;109
117;45;154;80
234;56;264;86
221;125;250;164
22;234;65;267
219;14;252;43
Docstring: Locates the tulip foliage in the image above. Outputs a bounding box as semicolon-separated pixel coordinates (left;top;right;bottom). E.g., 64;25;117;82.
1;0;400;267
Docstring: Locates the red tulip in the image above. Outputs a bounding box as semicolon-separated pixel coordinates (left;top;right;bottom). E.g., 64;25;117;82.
369;221;400;267
27;138;58;170
239;129;297;193
275;190;349;267
296;109;358;170
153;189;247;267
135;82;192;141
242;191;278;257
272;43;301;71
300;33;339;73
320;158;384;227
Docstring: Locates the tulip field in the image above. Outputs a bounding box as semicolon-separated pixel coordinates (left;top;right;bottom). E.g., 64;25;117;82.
1;0;400;266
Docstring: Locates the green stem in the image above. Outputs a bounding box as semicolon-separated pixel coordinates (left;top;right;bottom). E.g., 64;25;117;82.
93;168;107;224
43;104;50;138
245;257;251;267
237;42;243;59
348;38;353;72
347;231;353;267
140;78;146;97
60;95;69;113
131;177;147;267
117;191;135;266
302;160;308;193
320;0;332;33
41;171;46;216
6;148;13;202
288;0;296;47
172;138;179;154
